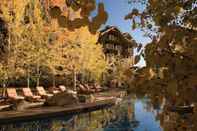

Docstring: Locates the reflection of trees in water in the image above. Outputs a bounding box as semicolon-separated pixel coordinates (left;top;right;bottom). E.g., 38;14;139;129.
65;98;140;131
103;98;139;131
133;83;197;131
0;116;74;131
0;97;141;131
0;120;52;131
157;106;196;131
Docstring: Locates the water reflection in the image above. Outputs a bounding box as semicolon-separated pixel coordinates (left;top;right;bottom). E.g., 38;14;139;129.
0;96;163;131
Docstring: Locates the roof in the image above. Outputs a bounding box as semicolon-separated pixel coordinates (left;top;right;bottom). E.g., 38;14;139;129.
98;26;137;47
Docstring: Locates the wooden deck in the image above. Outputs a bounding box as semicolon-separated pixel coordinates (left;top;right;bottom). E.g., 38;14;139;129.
0;98;116;124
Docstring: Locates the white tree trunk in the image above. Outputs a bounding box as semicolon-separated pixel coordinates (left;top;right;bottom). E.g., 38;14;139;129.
36;63;40;87
27;68;30;88
52;70;56;88
73;69;77;91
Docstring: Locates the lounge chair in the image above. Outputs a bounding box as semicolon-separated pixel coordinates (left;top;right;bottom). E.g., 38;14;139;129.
0;96;7;102
77;84;94;94
67;89;77;95
84;84;95;93
6;88;24;100
92;83;103;92
36;86;53;98
22;88;42;101
49;87;60;94
58;85;77;95
77;84;87;94
59;85;66;92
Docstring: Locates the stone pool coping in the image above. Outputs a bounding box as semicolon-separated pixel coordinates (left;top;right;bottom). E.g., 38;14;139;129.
0;97;116;124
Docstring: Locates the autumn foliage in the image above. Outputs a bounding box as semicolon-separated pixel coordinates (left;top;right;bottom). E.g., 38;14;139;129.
0;0;107;87
126;0;197;130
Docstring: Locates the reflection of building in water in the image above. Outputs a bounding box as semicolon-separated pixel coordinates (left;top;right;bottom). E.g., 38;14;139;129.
102;98;139;130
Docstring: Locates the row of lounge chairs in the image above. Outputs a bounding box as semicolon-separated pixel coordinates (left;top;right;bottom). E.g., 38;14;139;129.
77;83;105;94
6;86;67;102
0;84;106;111
2;83;105;102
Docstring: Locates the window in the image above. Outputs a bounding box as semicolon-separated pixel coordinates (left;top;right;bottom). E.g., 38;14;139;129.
108;34;116;41
106;43;114;49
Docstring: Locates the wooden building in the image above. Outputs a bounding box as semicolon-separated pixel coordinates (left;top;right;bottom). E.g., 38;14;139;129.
98;26;136;59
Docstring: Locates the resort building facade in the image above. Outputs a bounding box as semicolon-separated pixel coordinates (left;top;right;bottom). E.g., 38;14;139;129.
98;26;136;64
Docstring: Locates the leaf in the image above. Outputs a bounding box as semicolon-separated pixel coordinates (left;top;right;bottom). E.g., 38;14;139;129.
49;6;62;18
58;15;68;28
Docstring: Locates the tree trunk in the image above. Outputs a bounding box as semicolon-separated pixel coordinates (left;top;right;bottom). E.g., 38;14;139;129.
2;80;6;97
37;77;40;87
27;68;30;88
73;69;77;91
52;70;56;88
4;27;12;96
36;63;40;87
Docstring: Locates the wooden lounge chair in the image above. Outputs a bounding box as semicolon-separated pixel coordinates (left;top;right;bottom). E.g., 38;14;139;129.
22;88;42;101
92;83;103;92
49;87;60;94
77;84;94;94
84;84;95;93
77;84;87;94
0;96;7;102
6;88;24;100
59;85;77;95
59;85;66;92
36;86;53;98
67;89;77;95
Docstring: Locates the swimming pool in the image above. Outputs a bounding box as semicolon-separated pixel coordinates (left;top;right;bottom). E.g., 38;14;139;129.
0;95;163;131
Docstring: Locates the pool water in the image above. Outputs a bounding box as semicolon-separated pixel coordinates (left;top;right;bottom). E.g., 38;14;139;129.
0;96;163;131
